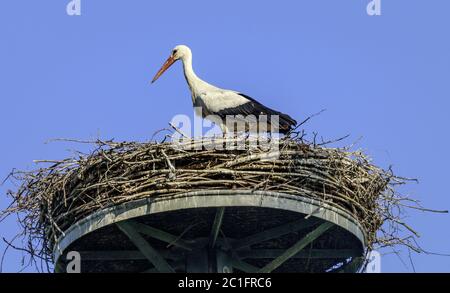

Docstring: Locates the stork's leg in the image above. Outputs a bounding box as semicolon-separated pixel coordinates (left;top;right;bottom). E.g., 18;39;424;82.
219;123;228;138
218;123;229;151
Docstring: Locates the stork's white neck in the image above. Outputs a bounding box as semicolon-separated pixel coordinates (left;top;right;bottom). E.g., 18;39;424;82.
178;48;218;104
180;53;200;91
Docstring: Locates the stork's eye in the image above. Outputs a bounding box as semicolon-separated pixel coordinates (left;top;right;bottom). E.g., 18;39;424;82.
172;50;178;55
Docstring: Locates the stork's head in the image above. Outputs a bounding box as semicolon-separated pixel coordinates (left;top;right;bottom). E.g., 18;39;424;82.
151;45;191;83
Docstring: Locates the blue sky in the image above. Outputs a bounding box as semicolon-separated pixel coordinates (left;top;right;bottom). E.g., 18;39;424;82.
0;0;449;272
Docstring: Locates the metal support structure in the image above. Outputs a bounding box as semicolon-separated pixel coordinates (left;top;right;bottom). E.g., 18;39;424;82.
77;250;181;261
75;248;360;261
128;220;193;251
216;250;233;273
230;257;260;273
186;250;209;273
54;260;65;273
116;221;175;273
142;261;184;273
233;218;319;250
53;190;366;273
237;249;361;259
209;207;225;248
258;222;334;273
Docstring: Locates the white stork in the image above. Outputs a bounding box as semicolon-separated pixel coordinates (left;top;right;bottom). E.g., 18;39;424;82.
151;45;297;134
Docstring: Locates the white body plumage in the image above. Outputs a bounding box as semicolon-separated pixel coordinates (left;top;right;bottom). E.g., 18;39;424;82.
152;45;296;134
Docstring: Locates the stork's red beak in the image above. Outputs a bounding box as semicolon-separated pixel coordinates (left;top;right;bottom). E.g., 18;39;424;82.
151;55;176;83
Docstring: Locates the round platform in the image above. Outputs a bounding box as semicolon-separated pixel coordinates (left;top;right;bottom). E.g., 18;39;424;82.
53;190;367;273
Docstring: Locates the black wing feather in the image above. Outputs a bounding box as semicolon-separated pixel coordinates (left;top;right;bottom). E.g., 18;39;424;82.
215;93;297;134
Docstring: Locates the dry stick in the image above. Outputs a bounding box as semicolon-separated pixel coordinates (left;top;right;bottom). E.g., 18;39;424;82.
1;135;433;271
168;122;189;139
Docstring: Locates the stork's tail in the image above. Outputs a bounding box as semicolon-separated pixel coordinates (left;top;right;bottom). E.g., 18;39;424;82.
277;112;297;134
236;93;297;135
259;107;296;134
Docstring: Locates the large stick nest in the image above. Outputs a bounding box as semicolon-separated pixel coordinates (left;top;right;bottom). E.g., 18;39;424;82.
1;133;424;270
